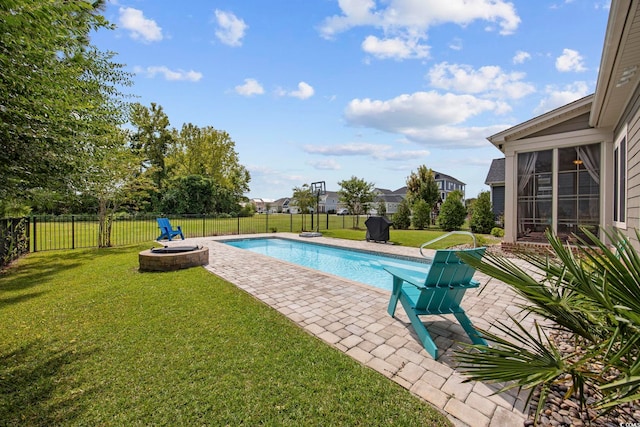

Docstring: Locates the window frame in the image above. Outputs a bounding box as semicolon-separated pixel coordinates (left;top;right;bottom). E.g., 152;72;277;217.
613;126;628;229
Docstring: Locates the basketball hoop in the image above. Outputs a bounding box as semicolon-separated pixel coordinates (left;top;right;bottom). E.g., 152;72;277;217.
310;181;325;234
310;181;326;196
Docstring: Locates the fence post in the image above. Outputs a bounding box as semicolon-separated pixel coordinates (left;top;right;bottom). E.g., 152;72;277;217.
32;216;37;252
71;215;75;250
266;211;269;233
202;214;205;238
290;213;293;232
26;216;31;253
237;215;240;235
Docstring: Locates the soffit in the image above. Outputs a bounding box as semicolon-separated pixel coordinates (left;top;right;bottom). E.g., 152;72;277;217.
487;95;594;148
591;0;640;128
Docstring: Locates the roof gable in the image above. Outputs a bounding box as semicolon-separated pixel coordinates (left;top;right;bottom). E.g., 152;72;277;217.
433;171;465;185
488;95;594;148
485;158;505;185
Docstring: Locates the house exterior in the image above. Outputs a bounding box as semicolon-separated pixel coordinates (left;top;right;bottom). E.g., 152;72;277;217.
485;158;505;220
320;191;340;213
288;191;340;214
250;198;277;214
392;171;465;205
433;172;466;201
272;170;466;216
487;0;640;248
273;197;291;213
372;190;404;215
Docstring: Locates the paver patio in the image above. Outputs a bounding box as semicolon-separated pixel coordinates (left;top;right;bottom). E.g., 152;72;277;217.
185;233;536;427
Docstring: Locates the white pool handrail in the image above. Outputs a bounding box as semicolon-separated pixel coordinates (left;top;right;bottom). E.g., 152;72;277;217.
419;231;477;258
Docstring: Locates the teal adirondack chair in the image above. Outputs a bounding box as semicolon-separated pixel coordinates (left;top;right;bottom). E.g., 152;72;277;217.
156;217;184;241
384;248;487;359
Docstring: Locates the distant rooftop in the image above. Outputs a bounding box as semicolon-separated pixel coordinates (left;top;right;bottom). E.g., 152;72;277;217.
485;158;505;185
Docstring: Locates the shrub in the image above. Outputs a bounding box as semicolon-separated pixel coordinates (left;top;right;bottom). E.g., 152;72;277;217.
437;190;466;231
490;227;504;237
455;228;640;422
393;198;411;230
470;191;495;234
238;204;255;217
411;199;430;230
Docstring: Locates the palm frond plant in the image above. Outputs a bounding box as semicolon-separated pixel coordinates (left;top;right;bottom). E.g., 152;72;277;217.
455;227;640;421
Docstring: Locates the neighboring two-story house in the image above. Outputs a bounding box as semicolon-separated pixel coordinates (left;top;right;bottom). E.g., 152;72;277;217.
434;172;466;201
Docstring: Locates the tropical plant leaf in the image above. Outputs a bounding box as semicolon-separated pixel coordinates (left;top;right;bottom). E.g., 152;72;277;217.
456;227;640;415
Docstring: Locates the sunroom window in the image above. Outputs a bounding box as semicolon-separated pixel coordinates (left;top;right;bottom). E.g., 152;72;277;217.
517;144;601;243
517;150;552;241
614;129;627;228
557;144;600;241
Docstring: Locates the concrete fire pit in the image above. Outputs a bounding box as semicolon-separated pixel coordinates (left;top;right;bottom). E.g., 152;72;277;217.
139;245;209;272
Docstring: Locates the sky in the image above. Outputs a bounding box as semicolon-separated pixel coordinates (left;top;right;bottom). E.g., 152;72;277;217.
92;0;612;200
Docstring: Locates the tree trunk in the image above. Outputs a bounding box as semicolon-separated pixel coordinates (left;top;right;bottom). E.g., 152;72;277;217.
97;199;113;248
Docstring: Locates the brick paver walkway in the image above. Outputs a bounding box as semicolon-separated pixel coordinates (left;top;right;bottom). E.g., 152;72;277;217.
184;233;534;427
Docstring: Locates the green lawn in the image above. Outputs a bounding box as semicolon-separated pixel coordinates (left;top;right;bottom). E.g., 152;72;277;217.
0;244;450;426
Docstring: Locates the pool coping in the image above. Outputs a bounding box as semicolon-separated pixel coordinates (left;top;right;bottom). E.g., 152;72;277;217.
181;233;535;427
218;234;434;264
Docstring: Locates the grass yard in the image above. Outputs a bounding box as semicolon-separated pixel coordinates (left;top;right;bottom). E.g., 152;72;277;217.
0;244;450;426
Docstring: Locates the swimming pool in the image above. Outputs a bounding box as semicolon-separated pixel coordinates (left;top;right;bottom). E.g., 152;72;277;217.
223;237;430;291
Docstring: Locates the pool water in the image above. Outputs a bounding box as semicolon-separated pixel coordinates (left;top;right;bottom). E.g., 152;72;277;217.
223;237;430;291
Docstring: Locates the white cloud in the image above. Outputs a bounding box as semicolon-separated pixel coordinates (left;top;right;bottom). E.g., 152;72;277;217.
448;38;463;51
134;66;202;82
247;165;307;189
319;0;521;39
513;50;531;64
402;124;510;147
305;143;388;156
346;91;497;127
534;81;590;114
362;35;430;60
304;143;430;161
235;78;264;96
372;149;431;160
214;10;248;47
290;82;315;99
307;159;342;170
319;0;379;39
556;48;587;72
277;82;315;99
344;91;509;147
118;7;163;43
427;62;535;100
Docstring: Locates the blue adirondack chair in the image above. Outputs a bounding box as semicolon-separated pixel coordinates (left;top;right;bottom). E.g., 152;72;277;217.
384;247;487;359
156;217;184;241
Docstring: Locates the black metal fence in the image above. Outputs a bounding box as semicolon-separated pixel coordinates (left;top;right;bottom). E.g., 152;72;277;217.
0;212;369;256
1;217;30;269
